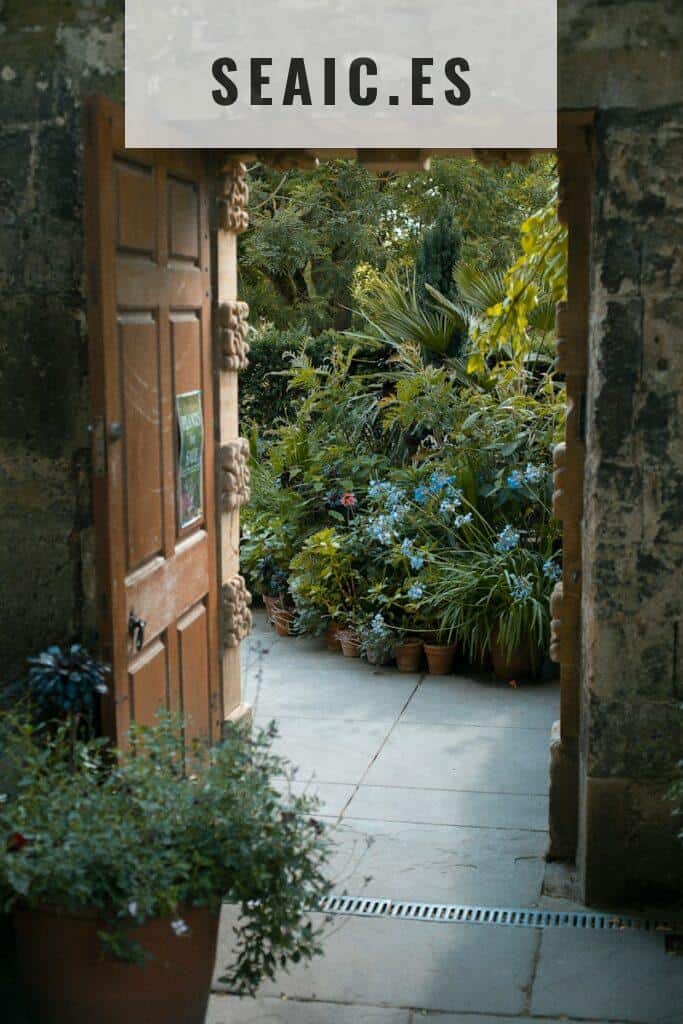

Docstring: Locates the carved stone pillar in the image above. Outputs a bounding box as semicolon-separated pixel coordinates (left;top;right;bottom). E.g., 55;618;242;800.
221;574;253;649
219;438;251;512
215;160;252;727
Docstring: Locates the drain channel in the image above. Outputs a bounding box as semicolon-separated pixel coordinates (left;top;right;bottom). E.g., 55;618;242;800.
319;894;677;934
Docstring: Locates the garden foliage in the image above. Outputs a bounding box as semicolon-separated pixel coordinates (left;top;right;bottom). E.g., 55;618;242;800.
241;156;565;669
0;714;331;994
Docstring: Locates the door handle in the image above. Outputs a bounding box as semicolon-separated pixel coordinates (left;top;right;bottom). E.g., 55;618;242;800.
128;611;147;652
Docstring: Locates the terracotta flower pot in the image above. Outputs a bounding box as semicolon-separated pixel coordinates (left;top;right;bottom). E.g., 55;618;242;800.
272;605;295;637
13;904;219;1024
325;622;343;651
424;642;457;675
365;644;391;666
490;634;538;680
394;638;423;673
339;630;361;658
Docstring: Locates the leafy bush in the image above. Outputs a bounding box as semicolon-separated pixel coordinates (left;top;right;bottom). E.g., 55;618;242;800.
0;714;331;995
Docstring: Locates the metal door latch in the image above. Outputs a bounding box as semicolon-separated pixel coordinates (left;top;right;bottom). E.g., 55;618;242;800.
128;611;147;651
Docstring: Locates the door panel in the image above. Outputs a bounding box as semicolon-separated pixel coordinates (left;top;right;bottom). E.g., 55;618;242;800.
129;639;169;729
84;97;221;746
120;314;164;569
178;603;211;746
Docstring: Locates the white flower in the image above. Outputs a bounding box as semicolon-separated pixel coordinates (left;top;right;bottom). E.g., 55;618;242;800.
171;918;189;937
127;901;138;917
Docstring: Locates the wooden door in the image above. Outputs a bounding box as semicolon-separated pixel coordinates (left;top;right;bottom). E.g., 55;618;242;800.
83;97;221;746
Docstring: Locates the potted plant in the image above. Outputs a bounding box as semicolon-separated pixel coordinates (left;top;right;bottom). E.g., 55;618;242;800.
428;535;553;680
338;628;361;658
423;630;458;675
358;613;395;666
0;713;331;1024
289;528;360;651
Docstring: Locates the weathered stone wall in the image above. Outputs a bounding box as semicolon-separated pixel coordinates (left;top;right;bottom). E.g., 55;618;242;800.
0;0;681;902
580;103;683;902
0;1;123;679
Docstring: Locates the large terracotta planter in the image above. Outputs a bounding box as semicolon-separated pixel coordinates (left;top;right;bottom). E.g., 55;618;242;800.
394;638;423;673
424;642;457;675
325;622;343;651
13;904;219;1024
490;634;538;680
339;630;361;658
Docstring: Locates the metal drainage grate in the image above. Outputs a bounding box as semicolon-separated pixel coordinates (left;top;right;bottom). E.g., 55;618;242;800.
318;894;677;934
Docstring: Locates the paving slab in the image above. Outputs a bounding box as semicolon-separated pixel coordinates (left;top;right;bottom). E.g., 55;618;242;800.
406;1017;618;1024
402;676;559;730
207;996;410;1023
324;819;547;905
344;784;549;831
363;722;551;795
215;912;538;1016
530;927;683;1024
275;779;356;818
248;663;418;722
254;715;389;785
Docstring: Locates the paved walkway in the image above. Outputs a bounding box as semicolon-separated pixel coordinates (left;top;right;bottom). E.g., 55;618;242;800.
209;613;682;1024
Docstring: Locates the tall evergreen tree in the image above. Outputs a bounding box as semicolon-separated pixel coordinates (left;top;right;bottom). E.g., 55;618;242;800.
415;207;463;309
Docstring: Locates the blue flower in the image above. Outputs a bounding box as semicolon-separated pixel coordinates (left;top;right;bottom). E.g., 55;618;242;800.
367;515;396;546
507;470;523;490
524;463;544;485
439;489;463;515
509;574;533;601
453;513;473;529
543;558;561;582
428;471;456;494
494;525;520;552
407;583;424;601
413;485;430;505
370;613;390;637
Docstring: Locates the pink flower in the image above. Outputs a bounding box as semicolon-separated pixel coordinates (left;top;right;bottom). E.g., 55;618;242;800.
340;492;357;509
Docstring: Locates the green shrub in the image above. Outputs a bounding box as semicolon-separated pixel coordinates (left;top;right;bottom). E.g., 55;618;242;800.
0;714;331;994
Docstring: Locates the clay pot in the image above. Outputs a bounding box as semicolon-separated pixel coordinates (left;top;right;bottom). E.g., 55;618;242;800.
339;630;361;658
13;904;219;1024
424;642;457;675
365;644;391;666
325;622;343;652
272;605;295;637
394;638;423;673
490;634;538;680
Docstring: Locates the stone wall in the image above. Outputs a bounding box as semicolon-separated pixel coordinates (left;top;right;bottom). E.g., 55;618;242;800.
580;103;683;902
0;1;123;679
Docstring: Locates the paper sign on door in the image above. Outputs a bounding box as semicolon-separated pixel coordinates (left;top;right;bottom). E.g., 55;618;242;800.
176;390;204;528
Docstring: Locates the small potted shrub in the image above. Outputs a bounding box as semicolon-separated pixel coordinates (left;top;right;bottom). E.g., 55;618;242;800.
289;528;359;651
429;534;554;680
359;613;395;666
0;714;331;1024
338;629;361;658
423;630;458;675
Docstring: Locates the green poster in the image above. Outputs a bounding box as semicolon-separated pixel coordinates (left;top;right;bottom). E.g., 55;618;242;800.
176;390;204;528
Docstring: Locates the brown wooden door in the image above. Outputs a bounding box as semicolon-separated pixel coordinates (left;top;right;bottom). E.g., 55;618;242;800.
83;96;221;746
